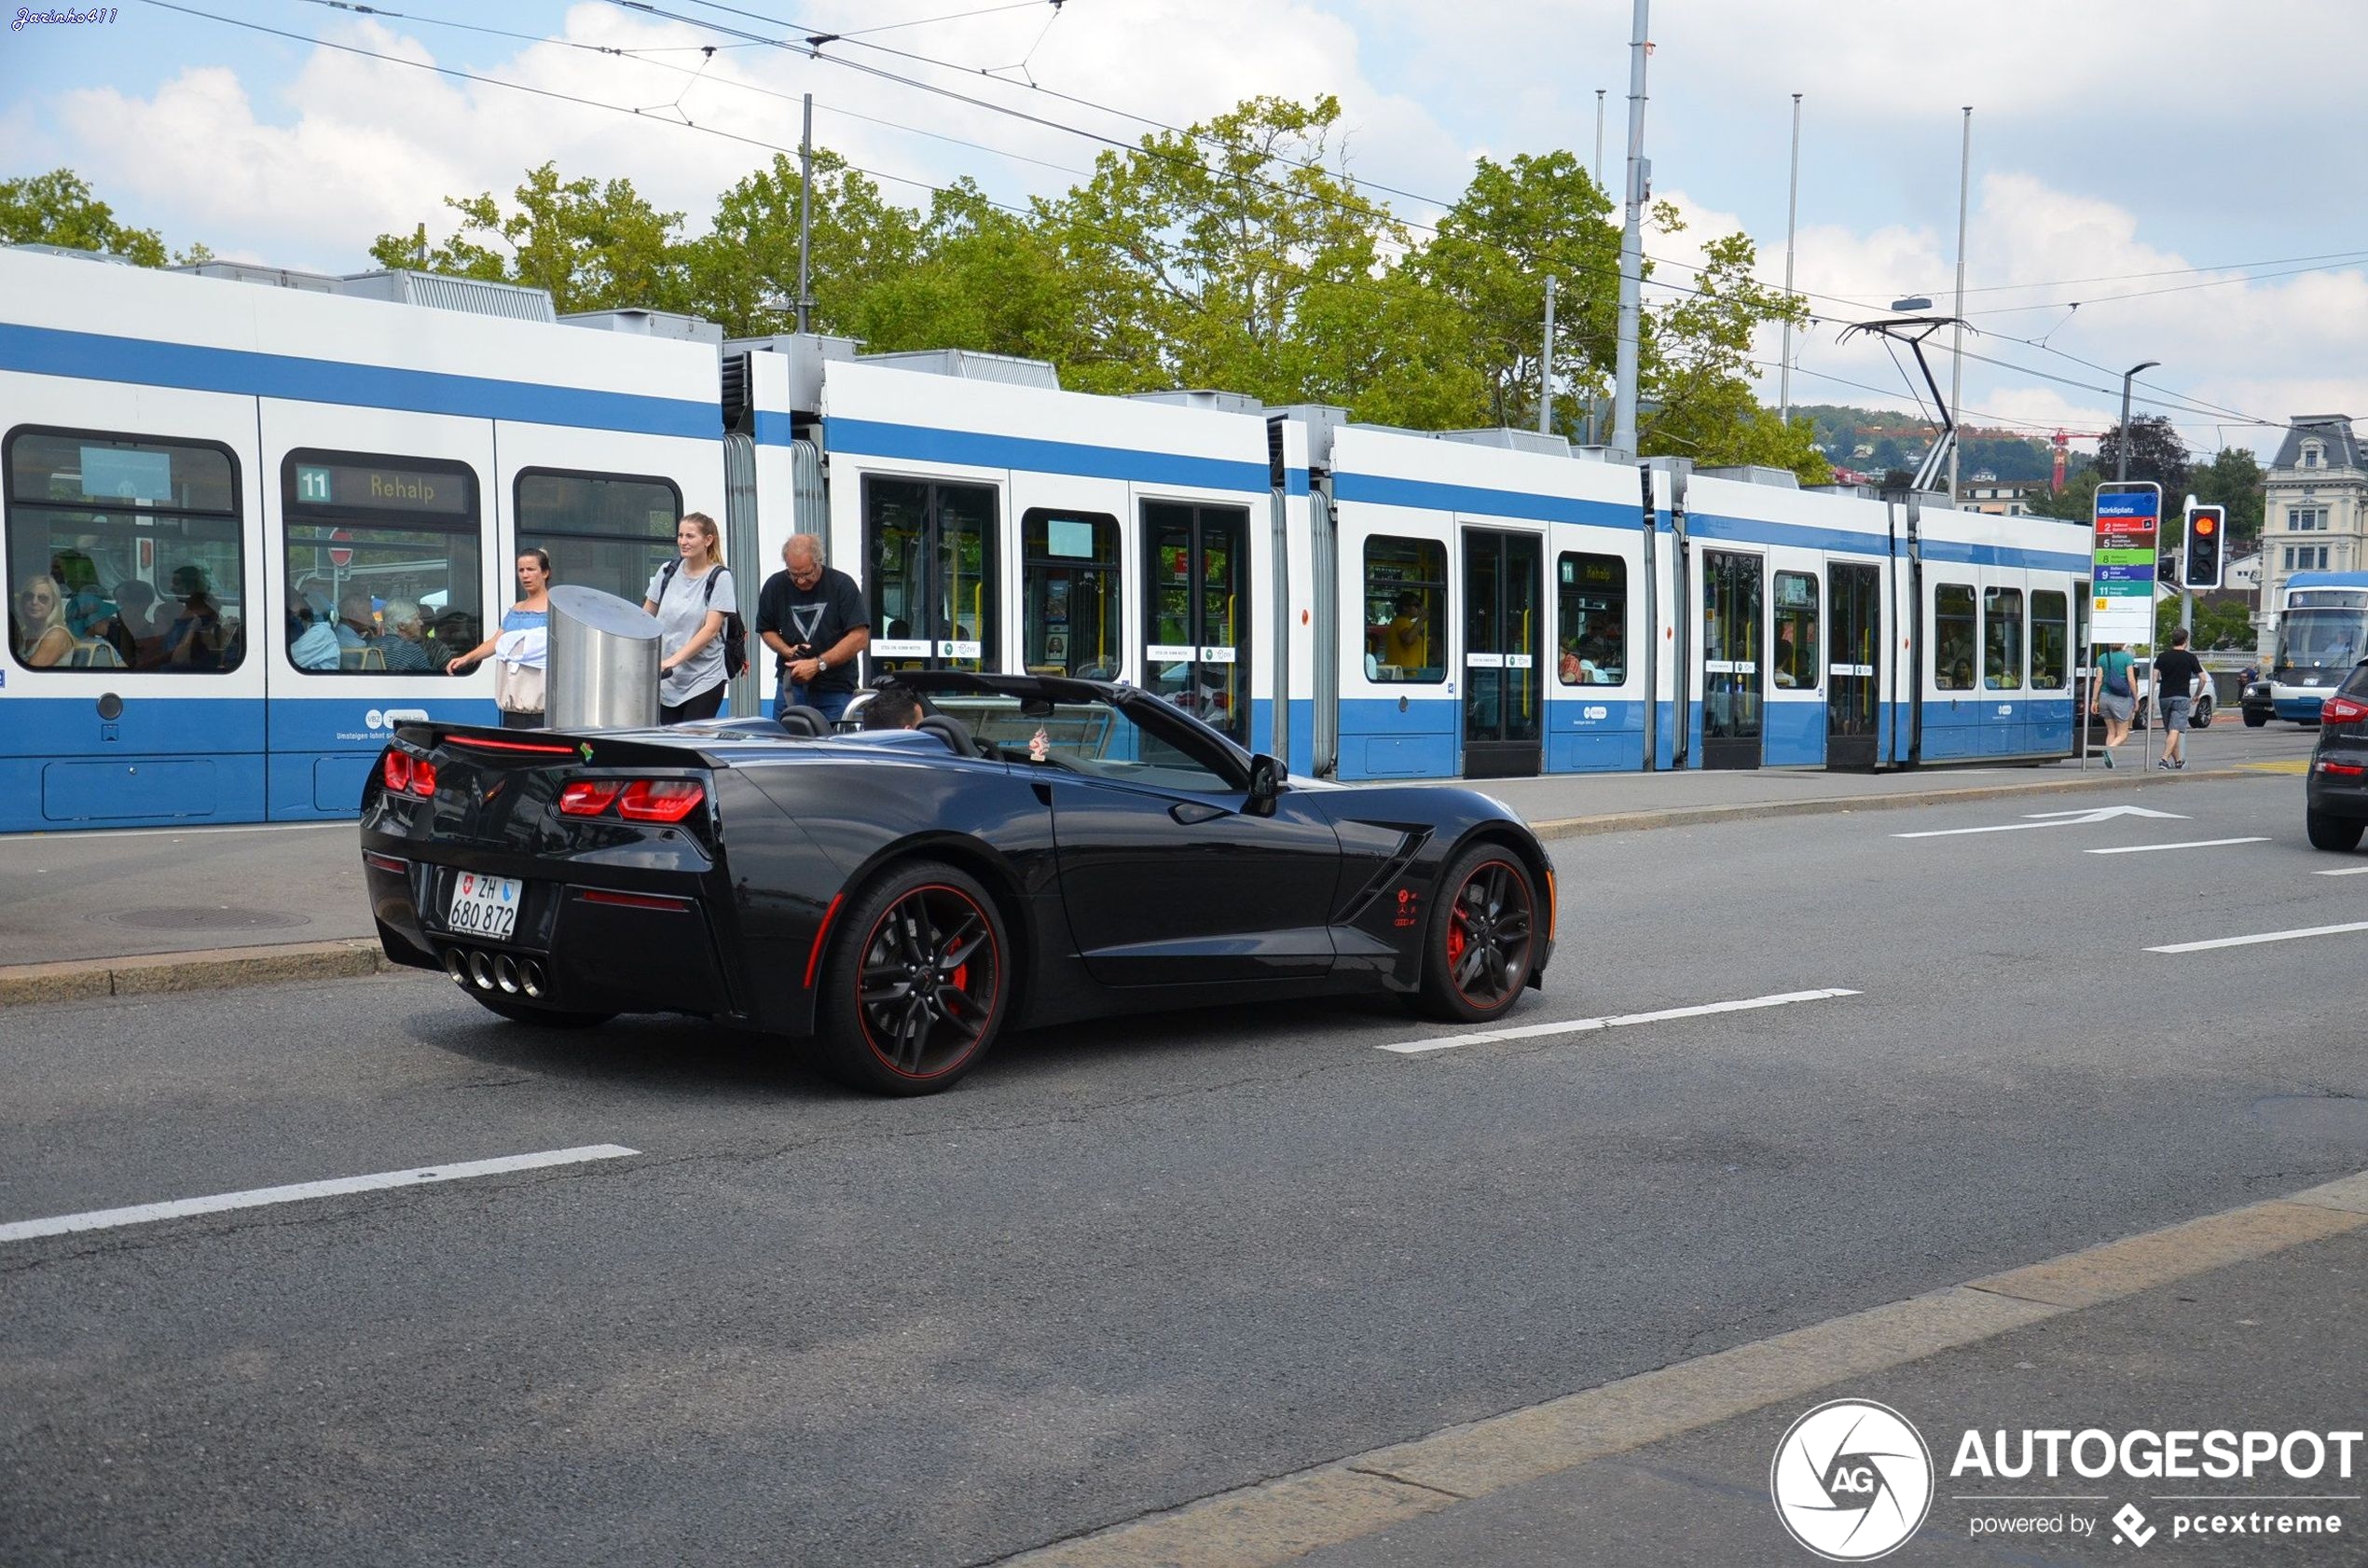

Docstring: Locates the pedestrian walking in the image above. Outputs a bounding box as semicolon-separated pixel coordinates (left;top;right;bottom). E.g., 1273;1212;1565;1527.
2090;642;2139;767
756;532;870;725
446;547;554;728
644;513;735;724
2153;626;2205;771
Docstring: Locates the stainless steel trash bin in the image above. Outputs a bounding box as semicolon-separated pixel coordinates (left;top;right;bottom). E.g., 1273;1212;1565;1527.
546;585;662;729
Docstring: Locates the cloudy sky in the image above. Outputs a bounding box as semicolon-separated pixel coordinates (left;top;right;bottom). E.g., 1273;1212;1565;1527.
8;0;2362;461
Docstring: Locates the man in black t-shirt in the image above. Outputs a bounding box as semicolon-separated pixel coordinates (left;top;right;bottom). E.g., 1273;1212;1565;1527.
2152;626;2206;770
756;533;871;724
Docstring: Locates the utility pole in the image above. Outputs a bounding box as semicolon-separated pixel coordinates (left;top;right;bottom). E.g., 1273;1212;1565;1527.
1779;92;1801;427
1610;0;1650;460
1947;106;1971;503
795;92;815;334
1538;275;1557;436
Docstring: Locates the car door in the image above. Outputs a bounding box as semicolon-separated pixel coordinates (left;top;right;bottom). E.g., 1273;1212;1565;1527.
1036;695;1342;986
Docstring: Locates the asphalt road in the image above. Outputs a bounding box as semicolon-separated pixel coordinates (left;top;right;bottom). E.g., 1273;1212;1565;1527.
4;770;2364;1566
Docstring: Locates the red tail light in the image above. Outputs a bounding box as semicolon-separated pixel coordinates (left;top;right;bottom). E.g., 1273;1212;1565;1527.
381;750;412;793
617;780;707;822
410;758;436;796
2323;694;2368;726
2320;761;2366;777
559;779;625;816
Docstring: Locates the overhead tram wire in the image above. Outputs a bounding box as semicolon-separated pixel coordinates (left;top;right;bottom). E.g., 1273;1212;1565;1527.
300;0;1098;180
141;0;1034;207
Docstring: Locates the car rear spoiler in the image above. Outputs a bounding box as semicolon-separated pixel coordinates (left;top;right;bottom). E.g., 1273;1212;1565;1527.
392;722;731;772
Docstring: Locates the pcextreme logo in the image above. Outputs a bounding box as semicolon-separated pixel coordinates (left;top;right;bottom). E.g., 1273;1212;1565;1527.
1770;1399;1935;1561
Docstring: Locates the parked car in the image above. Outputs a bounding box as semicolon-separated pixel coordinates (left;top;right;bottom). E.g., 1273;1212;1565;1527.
2305;660;2368;852
2242;677;2275;727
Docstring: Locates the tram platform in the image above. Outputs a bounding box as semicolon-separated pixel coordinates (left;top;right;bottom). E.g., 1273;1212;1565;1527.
0;722;2318;1002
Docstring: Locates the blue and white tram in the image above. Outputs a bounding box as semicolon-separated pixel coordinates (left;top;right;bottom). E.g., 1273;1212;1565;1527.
4;241;2095;834
0;245;723;832
2266;571;2368;722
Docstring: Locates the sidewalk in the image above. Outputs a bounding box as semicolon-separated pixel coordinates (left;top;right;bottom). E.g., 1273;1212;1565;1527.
0;722;2317;1004
1010;1173;2368;1568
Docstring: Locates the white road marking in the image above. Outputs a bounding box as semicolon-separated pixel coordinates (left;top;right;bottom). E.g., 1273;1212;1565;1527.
0;1145;639;1244
1378;988;1861;1055
2148;922;2368;955
1893;805;2185;840
2084;837;2270;855
2315;865;2368;876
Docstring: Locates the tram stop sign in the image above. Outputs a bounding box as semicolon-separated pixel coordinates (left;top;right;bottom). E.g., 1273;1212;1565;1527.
328;528;353;569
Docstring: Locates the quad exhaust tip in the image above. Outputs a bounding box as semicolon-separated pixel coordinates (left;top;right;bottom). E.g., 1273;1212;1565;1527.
519;959;546;999
495;955;521;994
447;947;549;1000
445;949;469;987
467;950;495;990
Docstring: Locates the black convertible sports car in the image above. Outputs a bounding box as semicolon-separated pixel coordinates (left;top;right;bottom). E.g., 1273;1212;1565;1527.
359;673;1556;1093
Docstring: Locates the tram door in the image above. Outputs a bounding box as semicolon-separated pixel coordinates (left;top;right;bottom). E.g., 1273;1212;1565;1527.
1825;562;1881;771
1700;549;1764;770
862;476;998;674
1462;530;1543;777
1143;501;1250;748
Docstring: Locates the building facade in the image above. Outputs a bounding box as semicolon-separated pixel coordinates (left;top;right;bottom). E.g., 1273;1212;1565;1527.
2259;415;2365;652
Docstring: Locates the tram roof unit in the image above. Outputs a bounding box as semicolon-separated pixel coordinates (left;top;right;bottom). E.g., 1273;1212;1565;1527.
740;338;1278;498
2285;570;2368;590
0;246;725;442
1322;418;1673;529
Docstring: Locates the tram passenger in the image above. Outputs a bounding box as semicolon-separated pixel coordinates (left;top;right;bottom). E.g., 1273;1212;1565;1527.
336;593;382;651
112;579;162;667
447;548;554;728
289;605;340;669
160;565;229;671
1384;591;1428;672
13;575;73;667
379;598;434;672
643;515;733;725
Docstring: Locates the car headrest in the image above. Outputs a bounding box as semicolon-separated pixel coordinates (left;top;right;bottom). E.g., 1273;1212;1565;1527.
915;712;979;758
774;705;833;738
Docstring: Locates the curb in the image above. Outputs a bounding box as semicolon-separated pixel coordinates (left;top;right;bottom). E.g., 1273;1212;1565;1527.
0;764;2279;1009
997;1171;2368;1568
0;940;393;1010
1528;763;2258;840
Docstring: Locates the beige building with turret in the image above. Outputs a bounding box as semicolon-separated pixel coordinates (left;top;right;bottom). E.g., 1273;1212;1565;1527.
2259;415;2366;653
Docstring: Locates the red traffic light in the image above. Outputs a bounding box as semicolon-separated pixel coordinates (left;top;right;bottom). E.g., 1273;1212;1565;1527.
2195;516;2217;534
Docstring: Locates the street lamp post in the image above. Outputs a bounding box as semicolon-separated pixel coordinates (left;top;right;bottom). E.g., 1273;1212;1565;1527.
2115;361;2159;482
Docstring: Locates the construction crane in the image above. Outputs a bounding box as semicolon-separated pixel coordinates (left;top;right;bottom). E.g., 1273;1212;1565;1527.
2050;429;2111;491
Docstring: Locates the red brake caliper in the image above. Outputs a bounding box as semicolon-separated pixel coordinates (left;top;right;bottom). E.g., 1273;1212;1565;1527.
1445;888;1468;970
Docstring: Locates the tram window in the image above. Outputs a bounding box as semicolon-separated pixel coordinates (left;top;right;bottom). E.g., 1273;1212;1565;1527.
1022;509;1120;678
2031;590;2069;690
1555;552;1625;685
1772;571;1819;689
1934;583;1976;690
863;475;999;673
282;452;481;676
1367;536;1446;682
6;427;244;674
515;469;681;609
1984;587;2025;690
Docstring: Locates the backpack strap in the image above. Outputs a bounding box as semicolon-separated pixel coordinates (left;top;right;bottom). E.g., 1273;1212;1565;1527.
658;556;681;598
699;566;727;605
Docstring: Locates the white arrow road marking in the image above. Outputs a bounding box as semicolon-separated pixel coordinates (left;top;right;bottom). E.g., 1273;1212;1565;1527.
2149;922;2368;955
2086;837;2271;855
0;1145;640;1244
1893;805;2188;839
1378;988;1861;1055
2316;865;2368;876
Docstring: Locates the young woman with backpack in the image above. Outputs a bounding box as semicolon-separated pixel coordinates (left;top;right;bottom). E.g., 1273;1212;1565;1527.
643;512;739;724
2091;642;2139;767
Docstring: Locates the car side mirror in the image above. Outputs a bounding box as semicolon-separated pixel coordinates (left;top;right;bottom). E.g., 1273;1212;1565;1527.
1247;752;1287;814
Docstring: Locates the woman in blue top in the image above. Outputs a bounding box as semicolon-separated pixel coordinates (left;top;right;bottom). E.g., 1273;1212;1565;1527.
446;548;553;728
2090;642;2138;767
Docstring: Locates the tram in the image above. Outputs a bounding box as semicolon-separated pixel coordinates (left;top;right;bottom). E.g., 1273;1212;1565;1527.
1;243;2089;832
2264;571;2368;722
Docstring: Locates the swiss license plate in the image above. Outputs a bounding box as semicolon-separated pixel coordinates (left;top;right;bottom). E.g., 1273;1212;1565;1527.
447;872;522;942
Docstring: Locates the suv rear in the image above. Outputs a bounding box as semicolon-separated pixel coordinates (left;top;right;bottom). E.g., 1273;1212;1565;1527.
2305;660;2368;851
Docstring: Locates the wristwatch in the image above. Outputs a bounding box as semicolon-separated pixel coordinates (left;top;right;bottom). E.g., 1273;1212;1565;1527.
817;653;829;672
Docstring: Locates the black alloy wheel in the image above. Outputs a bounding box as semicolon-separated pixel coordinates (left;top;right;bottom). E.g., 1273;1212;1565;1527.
1413;846;1537;1023
817;861;1008;1094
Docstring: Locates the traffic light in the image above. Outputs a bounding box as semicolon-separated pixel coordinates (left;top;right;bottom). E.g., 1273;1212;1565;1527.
2182;503;2225;590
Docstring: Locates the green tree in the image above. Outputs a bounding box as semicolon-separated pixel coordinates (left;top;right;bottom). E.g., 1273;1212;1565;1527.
1;168;177;267
369;162;688;315
681;150;926;339
2094;413;2189;497
847;179;1081;364
1406;150;1616;433
1637;224;1824;480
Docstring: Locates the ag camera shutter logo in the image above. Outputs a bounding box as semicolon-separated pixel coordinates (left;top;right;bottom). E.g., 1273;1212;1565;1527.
1770;1399;1934;1561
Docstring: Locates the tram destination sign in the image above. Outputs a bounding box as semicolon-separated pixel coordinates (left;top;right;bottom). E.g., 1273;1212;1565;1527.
2089;480;2160;645
291;461;470;516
